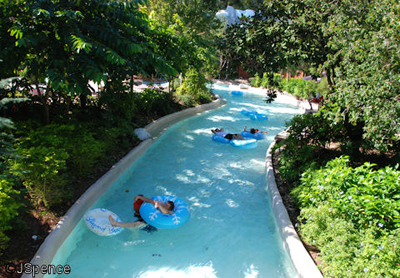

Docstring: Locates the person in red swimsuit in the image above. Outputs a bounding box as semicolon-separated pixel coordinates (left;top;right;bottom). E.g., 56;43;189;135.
109;194;174;228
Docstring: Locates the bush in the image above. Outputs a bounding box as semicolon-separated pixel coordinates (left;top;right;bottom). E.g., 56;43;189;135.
11;145;69;208
293;156;400;277
272;73;283;89
275;111;346;184
11;122;108;208
260;72;269;88
0;175;21;255
280;77;319;100
135;88;180;120
176;68;213;106
250;73;261;87
98;89;138;122
295;156;400;231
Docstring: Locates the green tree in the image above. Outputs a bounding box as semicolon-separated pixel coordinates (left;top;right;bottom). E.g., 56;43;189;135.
323;0;400;151
0;78;23;255
6;0;177;124
225;0;399;152
145;0;221;76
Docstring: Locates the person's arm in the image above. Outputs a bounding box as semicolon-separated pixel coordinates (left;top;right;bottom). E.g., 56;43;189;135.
135;195;155;205
155;201;173;215
243;126;249;132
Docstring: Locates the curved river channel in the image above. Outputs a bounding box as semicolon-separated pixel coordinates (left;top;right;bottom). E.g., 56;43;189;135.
48;84;302;277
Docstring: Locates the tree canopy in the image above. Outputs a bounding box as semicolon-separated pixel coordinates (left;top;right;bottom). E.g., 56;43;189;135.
219;0;400;152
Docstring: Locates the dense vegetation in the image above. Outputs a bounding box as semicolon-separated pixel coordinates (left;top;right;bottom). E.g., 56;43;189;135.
217;0;400;276
1;0;399;276
0;0;222;262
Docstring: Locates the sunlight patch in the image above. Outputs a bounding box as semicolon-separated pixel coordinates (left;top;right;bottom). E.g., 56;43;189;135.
225;198;239;208
208;115;238;122
184;134;195;141
139;263;217;278
176;174;191;183
191;128;213;135
243;264;259;278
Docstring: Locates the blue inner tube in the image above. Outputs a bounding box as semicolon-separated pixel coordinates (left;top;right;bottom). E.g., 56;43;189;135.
241;131;267;140
230;138;257;149
241;109;268;121
231;90;243;95
212;134;231;143
139;195;191;229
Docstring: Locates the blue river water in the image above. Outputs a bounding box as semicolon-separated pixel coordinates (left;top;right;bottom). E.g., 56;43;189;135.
49;84;302;277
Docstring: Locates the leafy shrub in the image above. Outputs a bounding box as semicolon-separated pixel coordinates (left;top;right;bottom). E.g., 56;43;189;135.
295;156;400;230
176;94;195;107
99;126;135;154
281;78;319;100
293;156;400;277
317;77;330;95
0;175;21;255
176;68;213;106
135;88;179;120
260;72;269;88
272;73;283;89
11;145;69;207
250;73;261;87
98;87;138;122
11;123;108;208
16;123;106;176
276;111;346;184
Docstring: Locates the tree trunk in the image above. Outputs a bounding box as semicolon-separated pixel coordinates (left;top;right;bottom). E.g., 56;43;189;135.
36;81;50;125
80;94;87;108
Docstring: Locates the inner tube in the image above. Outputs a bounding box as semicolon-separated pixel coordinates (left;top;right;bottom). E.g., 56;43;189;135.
231;90;243;96
212;134;231;144
84;208;123;236
241;109;268;121
241;131;267;140
230;138;257;149
139;195;191;229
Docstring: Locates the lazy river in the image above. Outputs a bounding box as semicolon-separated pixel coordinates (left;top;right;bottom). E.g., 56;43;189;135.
47;84;303;277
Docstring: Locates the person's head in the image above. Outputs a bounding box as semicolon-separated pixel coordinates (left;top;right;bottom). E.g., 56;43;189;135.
166;201;175;211
250;128;256;134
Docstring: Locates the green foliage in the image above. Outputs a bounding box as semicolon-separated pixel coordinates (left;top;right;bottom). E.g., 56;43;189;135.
176;68;213;106
144;0;220;77
11;145;69;208
316;77;329;96
0;78;25;254
295;156;400;230
99;86;181;126
99;86;138;123
276;111;345;184
260;73;269;88
281;78;318;100
250;73;261;87
10;122;107;208
250;72;282;89
135;88;180;121
272;73;283;89
0;175;21;255
293;156;400;277
324;0;400;152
